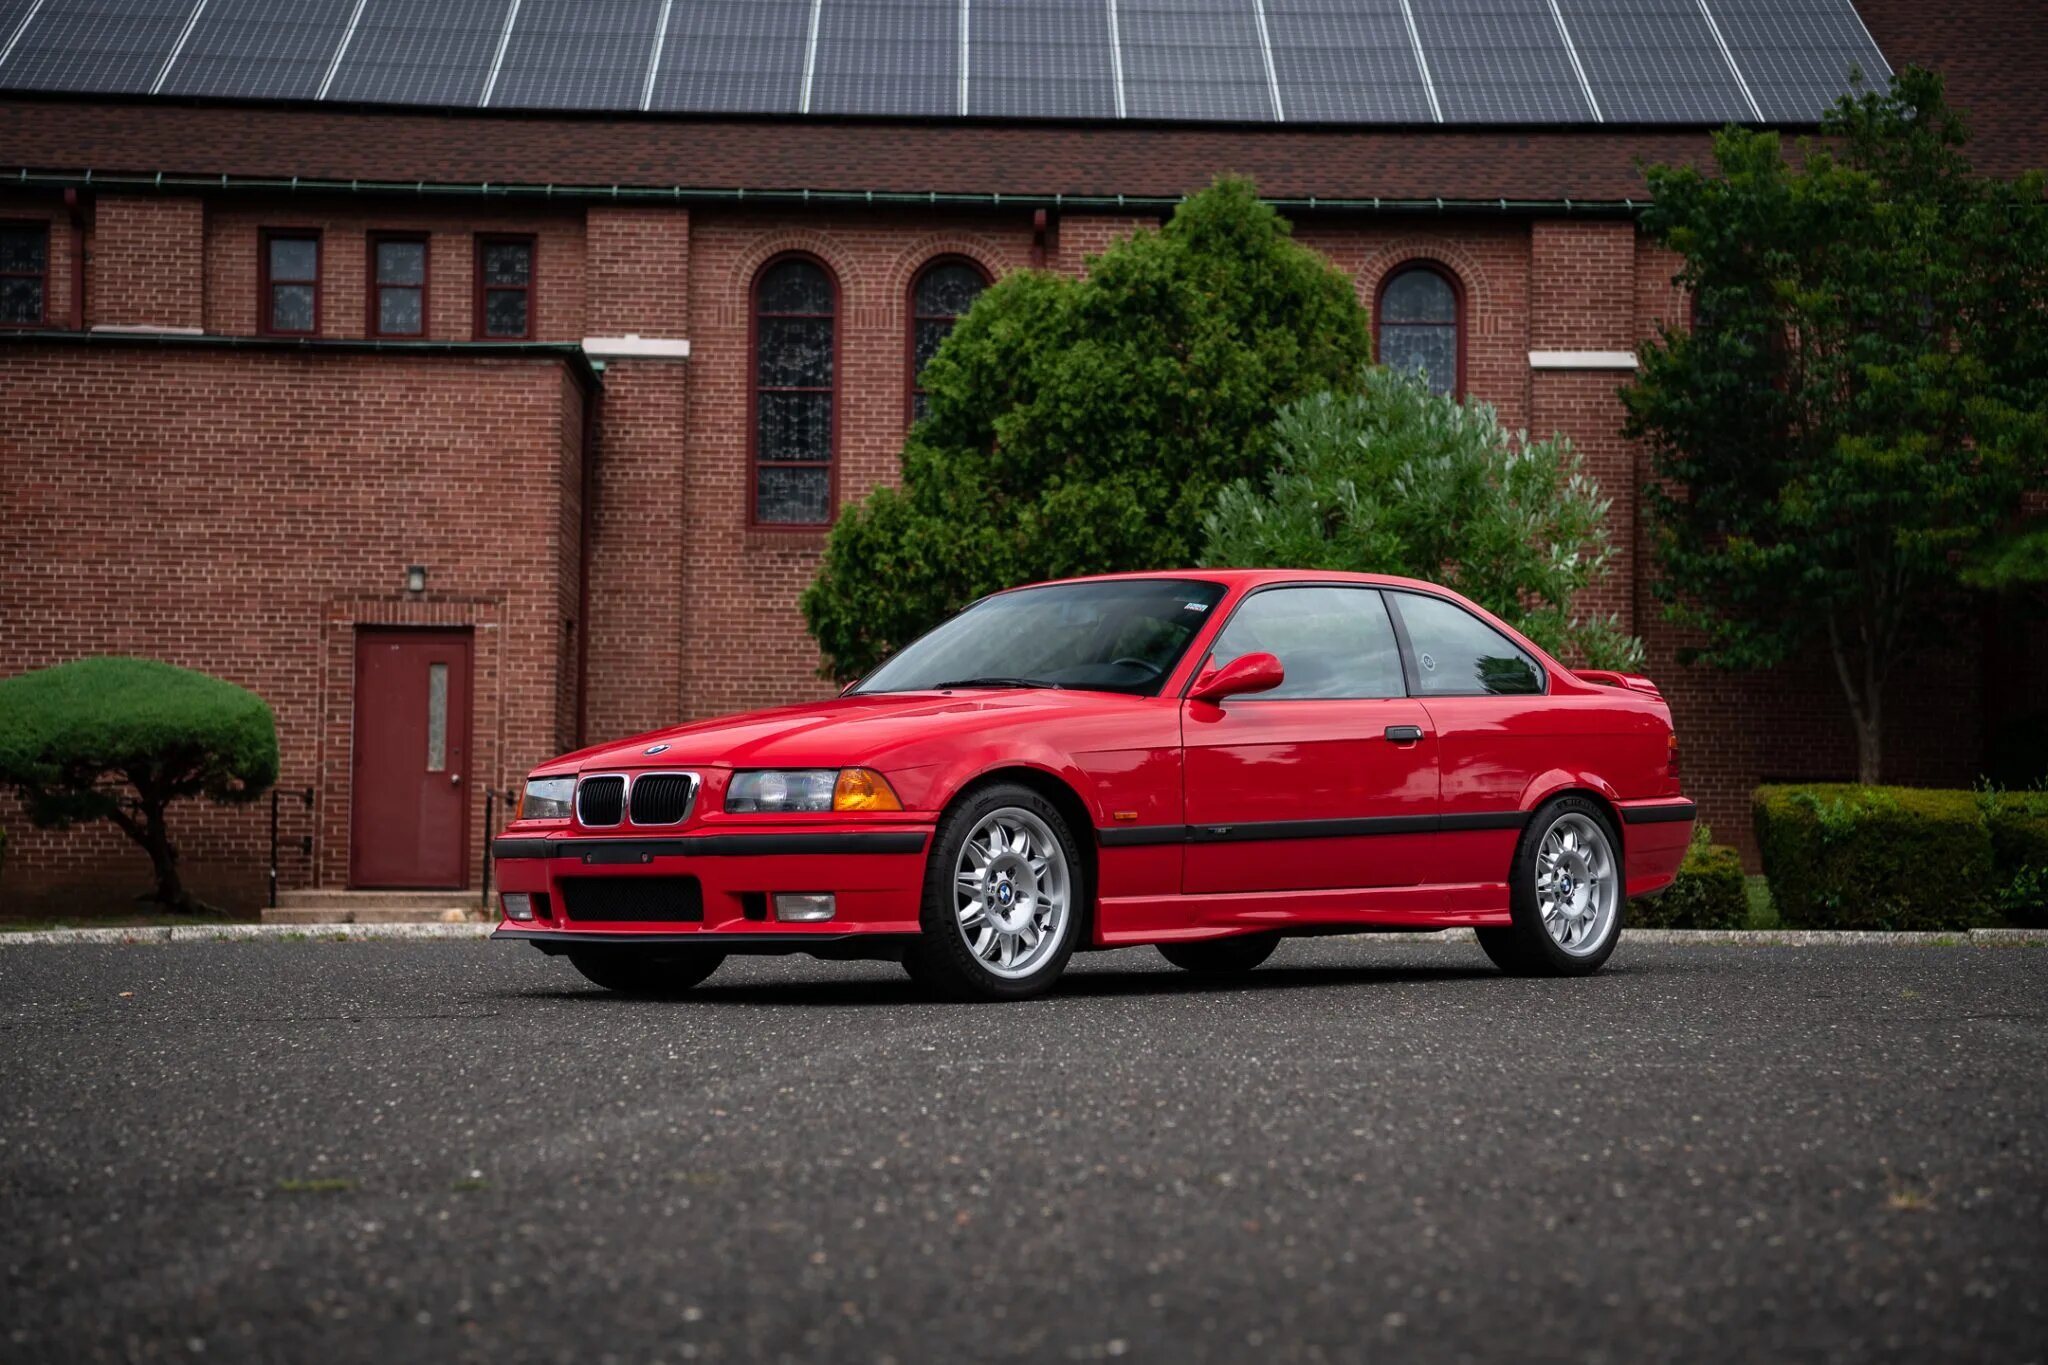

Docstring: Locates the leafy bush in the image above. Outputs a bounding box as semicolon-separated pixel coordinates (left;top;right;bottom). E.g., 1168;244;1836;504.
1201;369;1642;669
1978;785;2048;927
0;657;278;913
1753;784;1996;931
802;177;1375;680
1631;823;1747;929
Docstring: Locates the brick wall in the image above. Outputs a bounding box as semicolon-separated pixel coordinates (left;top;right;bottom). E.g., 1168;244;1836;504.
0;346;586;912
92;196;204;329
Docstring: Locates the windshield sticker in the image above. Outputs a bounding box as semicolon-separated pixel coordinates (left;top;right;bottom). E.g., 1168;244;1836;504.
1183;602;1210;612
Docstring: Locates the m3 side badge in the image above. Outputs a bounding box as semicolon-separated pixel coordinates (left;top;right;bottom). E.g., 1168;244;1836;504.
644;743;670;755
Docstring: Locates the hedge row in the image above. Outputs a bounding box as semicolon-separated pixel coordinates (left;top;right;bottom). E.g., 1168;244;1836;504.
1630;824;1747;929
1754;784;2048;931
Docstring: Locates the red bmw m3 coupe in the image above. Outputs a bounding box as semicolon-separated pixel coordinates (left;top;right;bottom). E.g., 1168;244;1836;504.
493;570;1693;1000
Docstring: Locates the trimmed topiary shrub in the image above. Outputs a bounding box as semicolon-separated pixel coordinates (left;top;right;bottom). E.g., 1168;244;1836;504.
0;657;278;913
1631;823;1747;929
1754;785;1996;931
1980;786;2048;927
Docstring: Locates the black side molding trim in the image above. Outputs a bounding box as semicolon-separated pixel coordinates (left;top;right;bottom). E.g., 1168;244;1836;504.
1620;801;1697;826
496;928;862;946
491;832;928;861
1099;811;1527;846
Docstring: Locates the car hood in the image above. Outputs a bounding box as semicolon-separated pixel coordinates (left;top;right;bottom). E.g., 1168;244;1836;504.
543;689;1129;773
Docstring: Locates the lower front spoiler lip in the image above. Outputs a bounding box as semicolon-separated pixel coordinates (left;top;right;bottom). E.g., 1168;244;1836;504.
495;927;918;961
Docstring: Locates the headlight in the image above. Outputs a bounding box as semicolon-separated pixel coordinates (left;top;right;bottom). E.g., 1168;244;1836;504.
518;776;575;820
726;768;902;813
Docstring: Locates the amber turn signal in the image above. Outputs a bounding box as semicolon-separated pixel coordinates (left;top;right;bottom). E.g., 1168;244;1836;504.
833;768;903;812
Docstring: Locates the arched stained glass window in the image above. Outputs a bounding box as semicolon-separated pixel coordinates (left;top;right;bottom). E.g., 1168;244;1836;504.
753;256;836;525
908;259;987;423
1376;264;1461;397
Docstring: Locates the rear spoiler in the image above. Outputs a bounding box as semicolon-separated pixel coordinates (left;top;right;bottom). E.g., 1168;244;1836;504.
1575;669;1662;696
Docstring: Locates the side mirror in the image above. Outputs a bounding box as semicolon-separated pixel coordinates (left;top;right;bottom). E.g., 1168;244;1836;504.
1189;652;1284;704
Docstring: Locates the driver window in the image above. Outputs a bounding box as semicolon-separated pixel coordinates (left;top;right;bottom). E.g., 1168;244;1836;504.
1207;587;1405;699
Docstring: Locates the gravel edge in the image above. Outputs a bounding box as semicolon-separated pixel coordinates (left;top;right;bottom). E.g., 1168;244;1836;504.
1;924;2042;948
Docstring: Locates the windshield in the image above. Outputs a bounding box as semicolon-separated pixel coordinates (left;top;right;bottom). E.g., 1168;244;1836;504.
854;579;1228;696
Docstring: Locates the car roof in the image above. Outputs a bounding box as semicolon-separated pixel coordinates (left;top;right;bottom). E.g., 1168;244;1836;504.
1014;568;1454;595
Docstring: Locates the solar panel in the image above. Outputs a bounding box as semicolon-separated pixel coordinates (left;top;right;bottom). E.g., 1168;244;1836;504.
1408;0;1591;122
0;0;46;68
156;0;356;101
489;0;660;110
1555;0;1751;122
321;0;509;107
1707;0;1889;122
1120;0;1273;122
0;0;191;93
810;0;957;118
645;0;809;114
1264;0;1433;123
969;0;1117;120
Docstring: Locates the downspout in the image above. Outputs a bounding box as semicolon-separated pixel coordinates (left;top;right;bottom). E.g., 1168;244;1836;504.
575;377;599;747
63;188;85;328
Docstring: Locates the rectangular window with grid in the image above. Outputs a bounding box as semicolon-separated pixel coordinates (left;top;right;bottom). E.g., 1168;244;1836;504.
261;230;320;336
475;235;535;340
369;234;428;338
0;223;48;327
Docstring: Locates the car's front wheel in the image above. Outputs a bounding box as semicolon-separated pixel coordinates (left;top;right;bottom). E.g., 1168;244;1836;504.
904;783;1084;1001
1477;796;1624;977
565;950;725;997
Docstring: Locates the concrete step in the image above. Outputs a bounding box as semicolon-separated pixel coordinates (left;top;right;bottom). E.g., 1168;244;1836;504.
267;890;485;925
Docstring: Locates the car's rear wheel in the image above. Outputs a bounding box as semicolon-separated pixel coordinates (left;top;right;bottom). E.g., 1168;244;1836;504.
1157;932;1281;974
1478;795;1623;977
565;950;725;997
904;784;1083;1001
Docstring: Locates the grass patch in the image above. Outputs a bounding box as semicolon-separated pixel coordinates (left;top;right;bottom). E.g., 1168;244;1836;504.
276;1177;355;1194
1743;876;1780;930
450;1177;490;1193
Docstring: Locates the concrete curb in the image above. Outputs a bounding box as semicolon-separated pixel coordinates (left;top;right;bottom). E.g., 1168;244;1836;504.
1;923;2042;949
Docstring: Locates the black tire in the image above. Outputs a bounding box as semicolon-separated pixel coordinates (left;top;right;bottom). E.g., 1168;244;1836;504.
565;950;725;997
1157;932;1281;974
1477;795;1624;978
903;782;1086;1001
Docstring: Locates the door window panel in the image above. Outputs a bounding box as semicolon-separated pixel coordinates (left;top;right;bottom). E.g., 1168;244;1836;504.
425;663;448;771
1208;587;1405;699
1391;592;1544;696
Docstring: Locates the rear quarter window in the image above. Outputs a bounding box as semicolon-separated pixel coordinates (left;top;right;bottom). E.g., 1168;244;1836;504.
1390;592;1544;697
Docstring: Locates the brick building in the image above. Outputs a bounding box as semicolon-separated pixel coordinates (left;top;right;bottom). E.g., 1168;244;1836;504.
0;0;2041;912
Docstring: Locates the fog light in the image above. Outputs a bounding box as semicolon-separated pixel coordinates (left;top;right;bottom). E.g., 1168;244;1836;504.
501;892;535;922
773;893;836;923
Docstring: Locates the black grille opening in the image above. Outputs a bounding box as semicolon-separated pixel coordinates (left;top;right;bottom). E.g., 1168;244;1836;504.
577;775;624;826
630;773;696;825
559;876;704;923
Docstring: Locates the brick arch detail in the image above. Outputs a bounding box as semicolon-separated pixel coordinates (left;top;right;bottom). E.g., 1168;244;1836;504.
1355;239;1493;320
882;233;1019;301
724;232;864;319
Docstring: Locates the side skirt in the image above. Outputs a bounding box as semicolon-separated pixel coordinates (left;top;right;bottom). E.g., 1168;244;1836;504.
1092;882;1514;946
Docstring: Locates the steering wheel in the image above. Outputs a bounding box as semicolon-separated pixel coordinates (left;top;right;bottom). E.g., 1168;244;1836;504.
1110;657;1166;680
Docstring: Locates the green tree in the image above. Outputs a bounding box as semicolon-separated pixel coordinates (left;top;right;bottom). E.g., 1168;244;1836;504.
1624;68;2048;782
1202;368;1643;670
0;657;279;913
802;177;1375;680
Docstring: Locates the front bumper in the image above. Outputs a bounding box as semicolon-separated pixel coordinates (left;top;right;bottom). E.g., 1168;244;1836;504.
490;826;932;942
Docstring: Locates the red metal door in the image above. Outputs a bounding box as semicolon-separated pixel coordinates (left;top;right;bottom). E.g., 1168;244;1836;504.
350;630;471;888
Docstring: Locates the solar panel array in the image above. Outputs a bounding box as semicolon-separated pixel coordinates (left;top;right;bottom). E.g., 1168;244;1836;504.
0;0;1894;123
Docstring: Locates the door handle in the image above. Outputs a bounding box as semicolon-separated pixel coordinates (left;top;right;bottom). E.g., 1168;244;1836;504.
1383;725;1424;743
450;772;462;785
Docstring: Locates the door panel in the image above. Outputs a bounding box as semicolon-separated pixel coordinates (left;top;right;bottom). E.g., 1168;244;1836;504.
351;629;471;888
1178;585;1438;895
1181;699;1439;893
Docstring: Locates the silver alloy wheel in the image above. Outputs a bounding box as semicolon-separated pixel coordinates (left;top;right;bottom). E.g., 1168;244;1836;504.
1534;811;1619;956
953;806;1071;980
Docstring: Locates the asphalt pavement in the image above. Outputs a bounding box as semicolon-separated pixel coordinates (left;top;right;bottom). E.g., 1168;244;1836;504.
1;938;2043;1364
